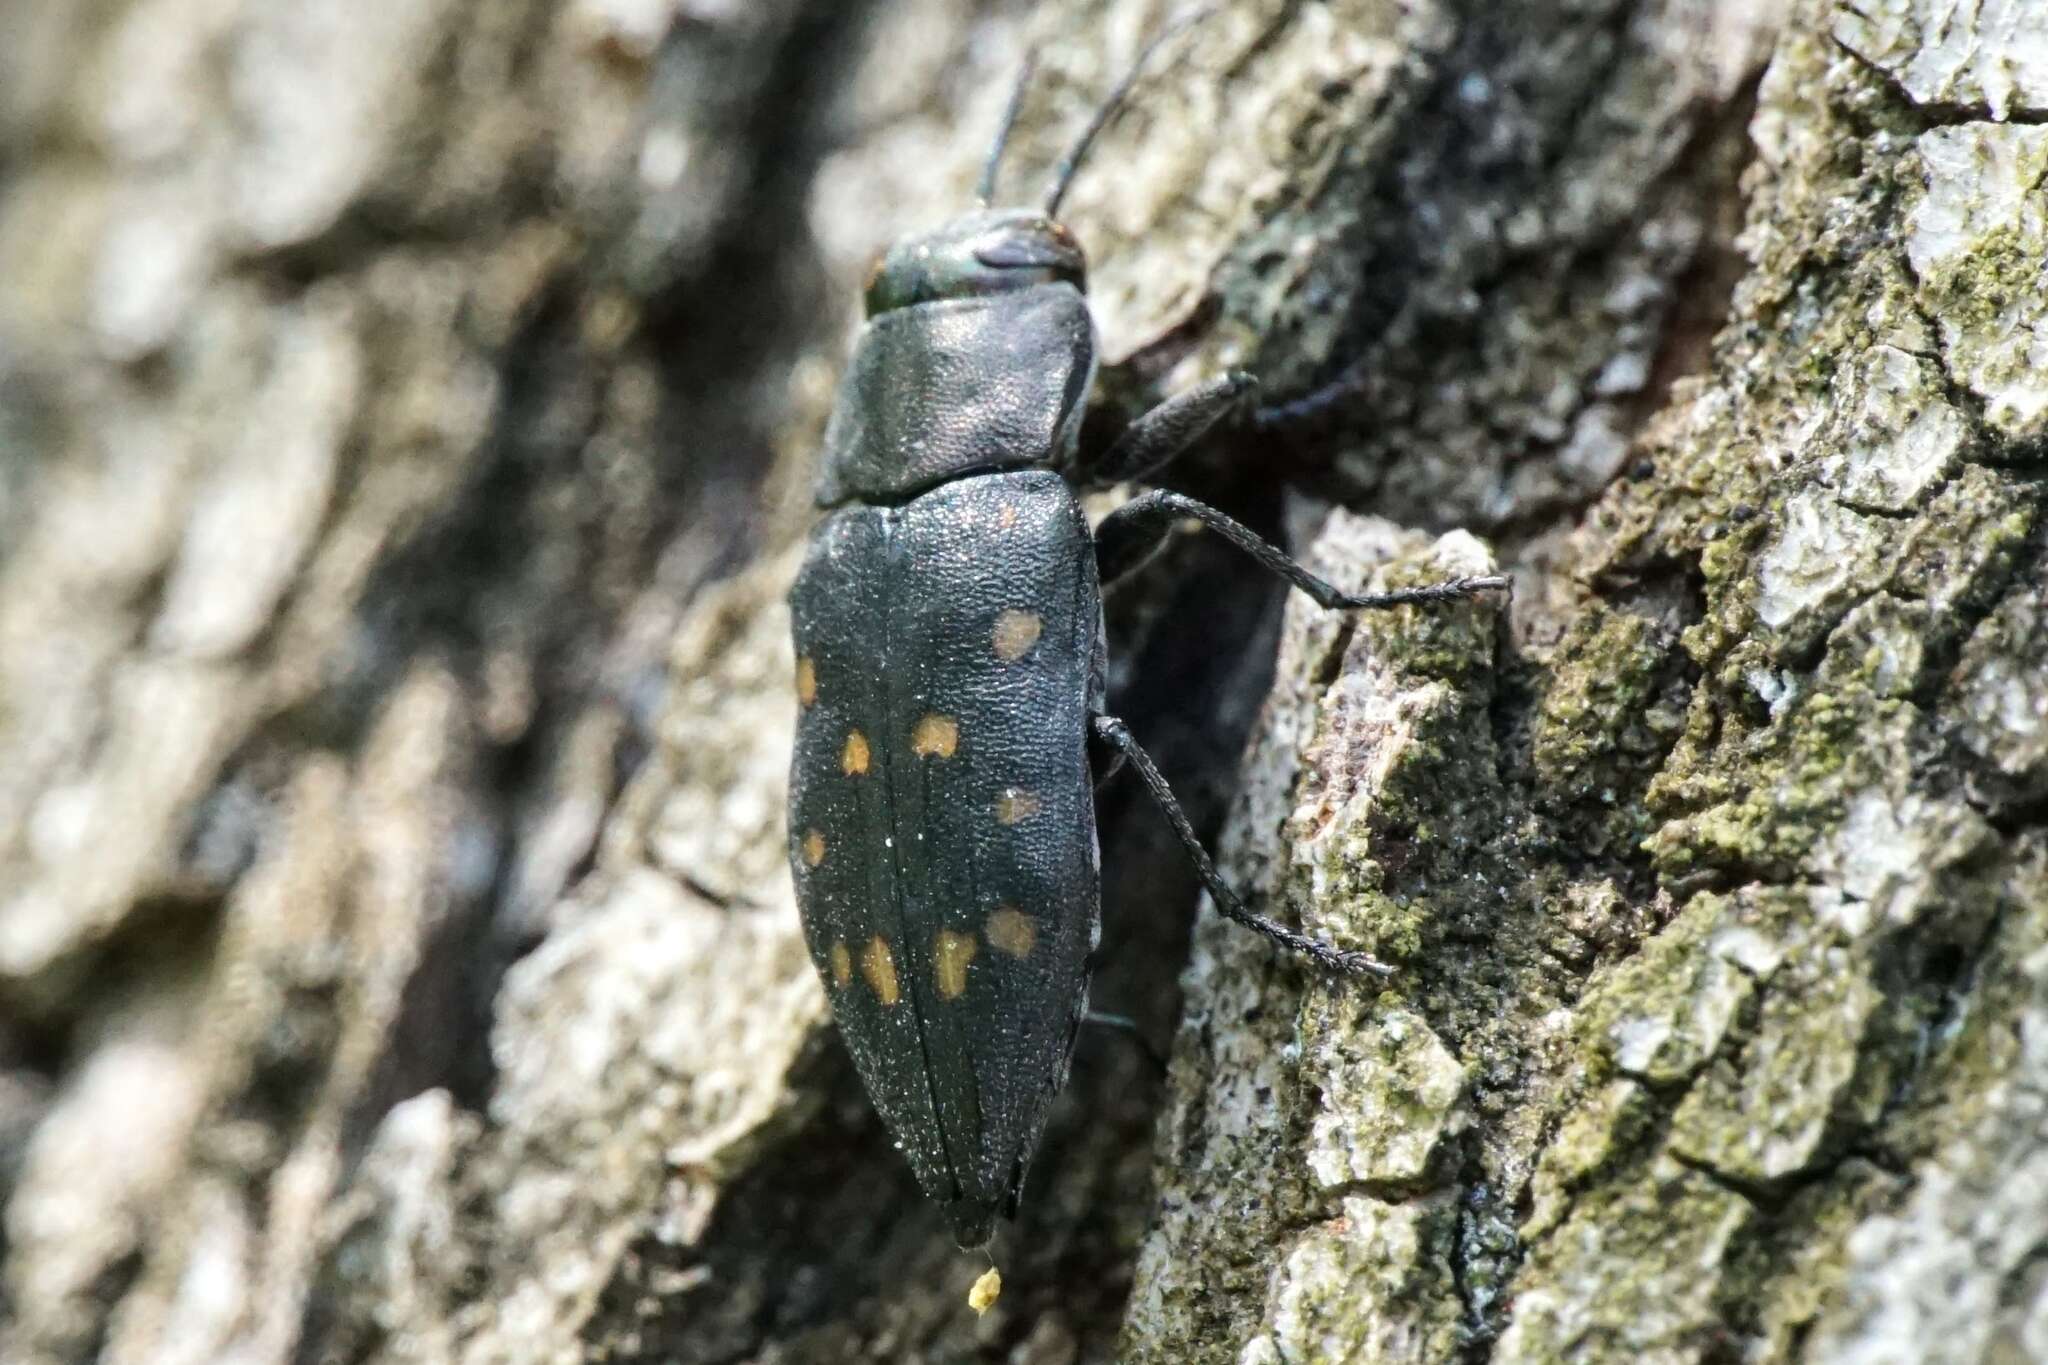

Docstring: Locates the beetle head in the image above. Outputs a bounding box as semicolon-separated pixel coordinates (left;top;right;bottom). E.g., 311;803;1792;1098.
863;209;1086;317
863;13;1214;320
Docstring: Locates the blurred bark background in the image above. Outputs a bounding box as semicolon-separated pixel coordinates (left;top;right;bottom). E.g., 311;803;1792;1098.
2;0;2045;1361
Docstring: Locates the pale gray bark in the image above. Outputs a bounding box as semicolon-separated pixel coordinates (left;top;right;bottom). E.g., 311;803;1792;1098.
4;1;2045;1362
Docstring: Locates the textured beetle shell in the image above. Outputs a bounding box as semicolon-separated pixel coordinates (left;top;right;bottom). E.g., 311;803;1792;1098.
814;283;1095;507
788;469;1100;1247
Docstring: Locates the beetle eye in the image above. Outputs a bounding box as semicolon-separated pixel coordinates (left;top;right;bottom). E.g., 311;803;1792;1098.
863;249;906;316
974;237;1070;270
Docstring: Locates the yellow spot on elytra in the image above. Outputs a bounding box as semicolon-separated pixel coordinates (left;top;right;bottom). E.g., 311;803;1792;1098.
996;503;1021;530
795;656;817;707
935;930;978;999
992;608;1043;661
842;729;871;775
860;935;900;1006
985;906;1038;958
968;1266;1002;1314
829;940;852;989
912;713;960;759
802;829;826;866
994;787;1041;824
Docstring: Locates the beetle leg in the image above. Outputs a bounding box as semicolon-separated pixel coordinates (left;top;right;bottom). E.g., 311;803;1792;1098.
1081;372;1258;486
1088;725;1129;790
1081;1009;1167;1073
1245;361;1367;438
1090;714;1391;976
1095;489;1511;605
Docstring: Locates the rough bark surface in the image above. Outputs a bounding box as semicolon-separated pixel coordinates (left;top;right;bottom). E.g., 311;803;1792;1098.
2;1;2043;1363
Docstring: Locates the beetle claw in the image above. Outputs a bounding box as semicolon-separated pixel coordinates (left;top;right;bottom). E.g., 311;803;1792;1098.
1335;948;1396;978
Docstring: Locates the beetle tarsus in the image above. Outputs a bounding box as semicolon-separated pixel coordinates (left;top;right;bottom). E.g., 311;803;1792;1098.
1089;714;1392;976
1247;360;1369;436
1329;573;1514;610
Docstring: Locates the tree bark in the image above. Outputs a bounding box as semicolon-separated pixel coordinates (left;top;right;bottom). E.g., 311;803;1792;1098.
3;0;2044;1362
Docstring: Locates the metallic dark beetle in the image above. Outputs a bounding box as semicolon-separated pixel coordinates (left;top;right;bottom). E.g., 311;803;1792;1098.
786;23;1504;1251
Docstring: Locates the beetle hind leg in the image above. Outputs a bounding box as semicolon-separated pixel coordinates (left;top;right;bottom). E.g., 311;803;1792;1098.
1082;1008;1168;1073
1090;714;1390;977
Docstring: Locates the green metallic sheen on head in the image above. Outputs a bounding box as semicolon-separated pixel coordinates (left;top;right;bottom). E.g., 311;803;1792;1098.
864;209;1087;317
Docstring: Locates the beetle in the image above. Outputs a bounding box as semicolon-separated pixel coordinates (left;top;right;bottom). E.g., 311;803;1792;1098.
785;19;1506;1253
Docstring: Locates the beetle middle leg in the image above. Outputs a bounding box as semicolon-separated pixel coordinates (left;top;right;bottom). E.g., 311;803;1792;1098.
1095;488;1509;605
1090;714;1389;976
1082;371;1258;486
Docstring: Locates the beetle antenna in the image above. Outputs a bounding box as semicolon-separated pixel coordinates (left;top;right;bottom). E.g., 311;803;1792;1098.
977;49;1038;206
1042;7;1214;217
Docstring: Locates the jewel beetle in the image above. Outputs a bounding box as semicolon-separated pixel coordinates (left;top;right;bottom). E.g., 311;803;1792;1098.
785;18;1506;1253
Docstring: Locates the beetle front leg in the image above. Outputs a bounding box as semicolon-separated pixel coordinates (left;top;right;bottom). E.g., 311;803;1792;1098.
1095;489;1510;605
1079;372;1258;486
1090;714;1389;977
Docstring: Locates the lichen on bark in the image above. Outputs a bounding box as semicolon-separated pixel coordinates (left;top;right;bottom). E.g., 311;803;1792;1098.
1125;0;2048;1360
